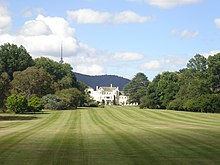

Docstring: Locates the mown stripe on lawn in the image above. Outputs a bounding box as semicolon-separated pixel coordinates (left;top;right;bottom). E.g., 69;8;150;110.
0;112;59;154
88;108;166;165
102;107;220;164
0;111;66;165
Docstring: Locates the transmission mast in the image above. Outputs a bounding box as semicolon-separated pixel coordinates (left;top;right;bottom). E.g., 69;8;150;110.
59;41;64;64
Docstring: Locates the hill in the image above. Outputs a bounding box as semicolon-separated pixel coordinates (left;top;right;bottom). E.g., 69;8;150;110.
74;72;130;90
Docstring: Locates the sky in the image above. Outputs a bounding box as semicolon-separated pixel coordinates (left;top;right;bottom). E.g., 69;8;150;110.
0;0;220;80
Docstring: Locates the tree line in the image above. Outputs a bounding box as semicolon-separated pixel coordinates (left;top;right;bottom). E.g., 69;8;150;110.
0;43;93;113
124;54;220;113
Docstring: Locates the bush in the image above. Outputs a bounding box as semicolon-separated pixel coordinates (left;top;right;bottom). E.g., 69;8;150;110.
167;98;184;111
182;94;220;113
42;94;63;110
56;88;82;109
198;94;220;113
28;96;44;113
6;94;27;113
85;101;99;107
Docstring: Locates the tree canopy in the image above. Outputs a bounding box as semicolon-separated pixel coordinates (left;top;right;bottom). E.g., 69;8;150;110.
139;53;220;113
123;72;150;104
0;43;34;79
11;67;53;98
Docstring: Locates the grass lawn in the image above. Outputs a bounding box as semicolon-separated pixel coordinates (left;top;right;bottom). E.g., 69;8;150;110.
0;106;220;165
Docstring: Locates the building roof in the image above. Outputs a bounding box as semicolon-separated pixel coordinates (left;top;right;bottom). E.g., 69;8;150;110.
100;87;117;92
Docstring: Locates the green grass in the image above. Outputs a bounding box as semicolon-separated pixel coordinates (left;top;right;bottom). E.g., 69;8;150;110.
0;106;220;165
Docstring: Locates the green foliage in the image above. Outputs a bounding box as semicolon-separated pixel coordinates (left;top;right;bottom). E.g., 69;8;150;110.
28;97;44;113
140;72;179;109
42;94;63;110
183;94;220;113
187;54;207;71
207;53;220;94
0;72;10;109
55;88;82;109
124;72;149;104
170;69;211;111
34;57;77;91
6;94;27;113
156;72;180;107
0;43;34;79
167;98;184;111
11;67;53;98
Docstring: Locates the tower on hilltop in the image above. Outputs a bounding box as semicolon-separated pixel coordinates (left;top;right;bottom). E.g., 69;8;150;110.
59;41;64;64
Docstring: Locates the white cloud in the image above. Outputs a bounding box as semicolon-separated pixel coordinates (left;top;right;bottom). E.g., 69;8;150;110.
67;9;111;24
200;50;220;58
67;9;151;24
75;64;105;75
20;20;52;36
113;52;144;61
0;13;110;75
141;60;162;70
14;15;78;56
113;11;151;24
171;29;198;39
129;0;202;9
0;4;11;32
214;18;220;29
141;55;188;71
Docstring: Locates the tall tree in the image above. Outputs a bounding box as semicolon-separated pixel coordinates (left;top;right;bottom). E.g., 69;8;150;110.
156;72;180;108
140;72;179;109
207;53;220;94
168;66;211;111
0;43;34;79
11;67;53;98
55;88;82;109
124;72;150;104
140;74;161;109
0;72;10;109
187;54;207;72
34;57;77;91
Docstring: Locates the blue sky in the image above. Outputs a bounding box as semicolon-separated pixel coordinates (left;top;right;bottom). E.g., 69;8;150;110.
0;0;220;80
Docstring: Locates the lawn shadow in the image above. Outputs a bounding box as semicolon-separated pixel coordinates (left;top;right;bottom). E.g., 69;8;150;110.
0;115;38;121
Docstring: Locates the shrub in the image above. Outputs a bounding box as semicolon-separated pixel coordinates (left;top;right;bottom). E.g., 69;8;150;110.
167;98;184;111
6;94;27;113
55;88;82;109
198;94;220;113
42;94;63;110
86;101;98;107
28;96;44;113
182;94;220;113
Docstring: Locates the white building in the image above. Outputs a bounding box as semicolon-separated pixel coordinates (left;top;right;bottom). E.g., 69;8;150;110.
87;84;129;105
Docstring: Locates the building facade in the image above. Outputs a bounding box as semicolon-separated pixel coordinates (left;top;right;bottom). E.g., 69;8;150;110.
87;84;129;105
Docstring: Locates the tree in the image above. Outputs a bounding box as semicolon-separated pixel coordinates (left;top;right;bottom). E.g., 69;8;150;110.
11;67;53;98
187;54;207;72
0;72;10;110
168;66;211;111
0;43;34;79
55;88;82;109
140;74;161;109
6;94;27;113
34;57;77;91
183;94;220;113
156;72;180;107
207;53;220;94
140;72;179;109
124;72;150;104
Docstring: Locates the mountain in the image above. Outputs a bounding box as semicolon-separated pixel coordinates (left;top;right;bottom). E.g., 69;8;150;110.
74;72;130;90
